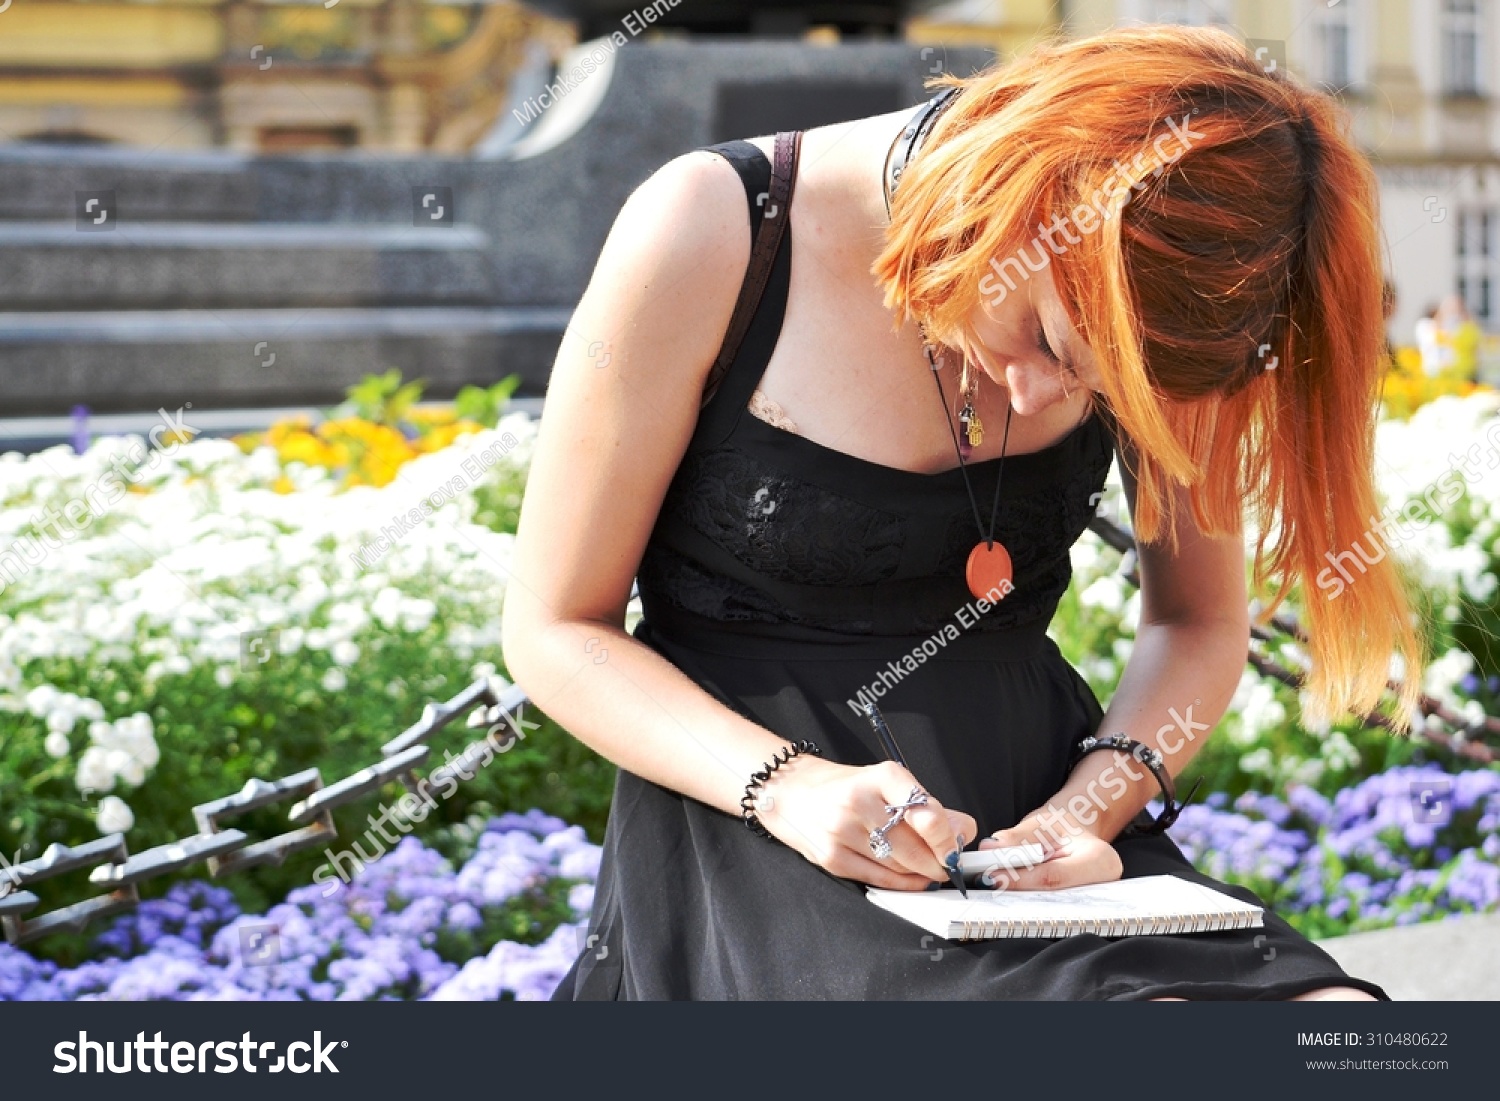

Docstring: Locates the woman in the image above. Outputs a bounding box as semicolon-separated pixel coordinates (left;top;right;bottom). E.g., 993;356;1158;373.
502;24;1424;1000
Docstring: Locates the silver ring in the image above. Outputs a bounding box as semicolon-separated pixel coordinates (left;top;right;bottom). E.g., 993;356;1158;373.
884;785;929;815
868;787;928;858
869;811;904;858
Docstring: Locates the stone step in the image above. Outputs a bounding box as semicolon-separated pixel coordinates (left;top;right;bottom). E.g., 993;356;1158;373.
0;307;569;415
0;223;497;310
0;147;260;222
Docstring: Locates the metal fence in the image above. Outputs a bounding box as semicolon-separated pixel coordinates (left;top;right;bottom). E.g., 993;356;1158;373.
0;677;530;947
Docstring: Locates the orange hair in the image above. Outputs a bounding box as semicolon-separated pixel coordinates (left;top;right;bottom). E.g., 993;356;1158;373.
873;24;1425;734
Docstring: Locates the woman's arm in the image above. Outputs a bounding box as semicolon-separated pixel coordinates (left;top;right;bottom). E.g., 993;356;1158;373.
981;428;1250;885
500;151;975;889
502;150;774;813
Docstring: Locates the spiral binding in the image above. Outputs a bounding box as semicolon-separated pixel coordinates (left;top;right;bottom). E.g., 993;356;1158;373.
955;908;1257;941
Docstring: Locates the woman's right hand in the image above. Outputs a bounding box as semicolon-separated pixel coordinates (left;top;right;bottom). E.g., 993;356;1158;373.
755;756;978;890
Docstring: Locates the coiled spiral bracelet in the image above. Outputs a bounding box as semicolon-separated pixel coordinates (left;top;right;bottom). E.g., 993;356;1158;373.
740;740;822;839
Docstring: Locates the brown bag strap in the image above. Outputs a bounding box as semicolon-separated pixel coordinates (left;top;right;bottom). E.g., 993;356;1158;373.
700;130;803;409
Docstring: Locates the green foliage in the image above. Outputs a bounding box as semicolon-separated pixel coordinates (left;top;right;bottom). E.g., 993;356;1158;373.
334;368;428;426
453;376;523;429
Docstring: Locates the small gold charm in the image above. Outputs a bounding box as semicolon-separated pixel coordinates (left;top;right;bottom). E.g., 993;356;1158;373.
966;409;984;447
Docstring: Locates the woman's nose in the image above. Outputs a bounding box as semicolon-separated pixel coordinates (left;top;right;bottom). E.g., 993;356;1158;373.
1002;363;1070;415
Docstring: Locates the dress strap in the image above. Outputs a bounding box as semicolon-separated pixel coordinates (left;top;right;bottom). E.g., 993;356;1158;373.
692;132;801;447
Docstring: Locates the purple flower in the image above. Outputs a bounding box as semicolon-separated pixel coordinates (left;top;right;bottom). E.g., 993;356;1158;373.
0;813;604;1002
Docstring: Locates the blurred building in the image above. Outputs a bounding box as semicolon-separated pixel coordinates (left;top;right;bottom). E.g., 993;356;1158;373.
0;0;574;152
3;0;1494;425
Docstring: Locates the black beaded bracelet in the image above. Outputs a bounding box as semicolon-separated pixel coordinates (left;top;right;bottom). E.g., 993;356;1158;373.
740;740;822;839
1068;733;1204;837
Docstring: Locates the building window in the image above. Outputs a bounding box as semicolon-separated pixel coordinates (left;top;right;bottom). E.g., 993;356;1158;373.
1442;0;1484;95
1146;0;1233;27
1310;0;1355;90
1457;208;1496;325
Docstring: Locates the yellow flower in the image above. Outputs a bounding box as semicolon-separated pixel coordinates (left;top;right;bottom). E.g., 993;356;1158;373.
416;421;482;453
1380;343;1494;419
278;433;335;468
248;400;508;492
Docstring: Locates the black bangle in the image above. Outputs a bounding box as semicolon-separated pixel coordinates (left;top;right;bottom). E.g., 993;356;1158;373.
1067;733;1204;838
741;740;821;839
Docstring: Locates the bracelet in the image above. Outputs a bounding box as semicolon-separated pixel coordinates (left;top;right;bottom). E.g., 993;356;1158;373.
740;740;822;839
1067;733;1204;838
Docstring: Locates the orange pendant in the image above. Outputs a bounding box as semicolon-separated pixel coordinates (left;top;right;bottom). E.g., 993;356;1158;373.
966;541;1013;603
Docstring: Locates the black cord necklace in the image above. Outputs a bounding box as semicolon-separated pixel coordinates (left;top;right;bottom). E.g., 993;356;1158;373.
886;89;1016;604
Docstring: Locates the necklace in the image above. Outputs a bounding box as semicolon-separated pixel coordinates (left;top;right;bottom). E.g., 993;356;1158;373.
888;89;1015;604
924;332;1015;603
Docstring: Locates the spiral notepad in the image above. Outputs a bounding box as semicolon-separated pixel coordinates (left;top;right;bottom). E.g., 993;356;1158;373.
867;874;1264;940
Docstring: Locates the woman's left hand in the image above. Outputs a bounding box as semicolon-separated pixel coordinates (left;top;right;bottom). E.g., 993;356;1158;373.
975;814;1122;891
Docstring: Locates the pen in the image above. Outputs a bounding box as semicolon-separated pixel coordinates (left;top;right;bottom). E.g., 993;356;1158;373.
860;700;968;896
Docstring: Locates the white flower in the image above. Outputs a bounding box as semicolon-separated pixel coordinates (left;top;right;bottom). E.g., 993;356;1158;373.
1422;647;1475;707
95;795;134;834
399;598;436;633
44;730;70;758
1288;758;1326;787
330;639;360;666
70;713;159;791
114;715;159;773
46;709;78;735
371;586;405;630
1237;679;1286;741
75;746;115;793
113;753;147;788
321;667;348;692
1080;656;1116;686
1318;730;1360;772
24;684;60;718
1079;576;1126;614
215;666;235;688
1238;747;1274;774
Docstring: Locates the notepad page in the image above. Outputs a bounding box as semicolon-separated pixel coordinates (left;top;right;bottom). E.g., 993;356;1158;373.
867;874;1264;939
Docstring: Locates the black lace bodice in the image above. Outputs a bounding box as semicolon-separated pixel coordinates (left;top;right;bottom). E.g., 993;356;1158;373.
637;412;1115;637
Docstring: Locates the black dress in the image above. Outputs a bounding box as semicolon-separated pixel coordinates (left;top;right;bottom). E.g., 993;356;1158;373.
550;137;1390;1001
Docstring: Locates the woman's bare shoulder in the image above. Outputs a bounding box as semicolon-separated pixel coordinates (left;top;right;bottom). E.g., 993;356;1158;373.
572;148;758;385
607;148;756;287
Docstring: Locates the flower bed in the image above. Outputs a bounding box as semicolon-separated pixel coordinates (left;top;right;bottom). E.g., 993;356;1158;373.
1162;765;1500;939
0;812;597;1001
0;408;615;937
